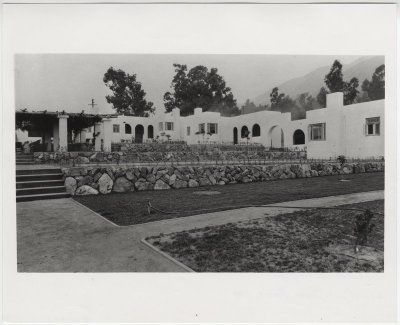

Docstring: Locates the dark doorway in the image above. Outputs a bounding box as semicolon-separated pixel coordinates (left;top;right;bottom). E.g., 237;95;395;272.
233;127;238;144
293;129;305;145
148;125;154;139
135;124;144;143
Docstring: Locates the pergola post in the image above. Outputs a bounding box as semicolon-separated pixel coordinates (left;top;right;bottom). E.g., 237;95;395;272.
53;122;59;151
94;122;103;151
58;115;69;152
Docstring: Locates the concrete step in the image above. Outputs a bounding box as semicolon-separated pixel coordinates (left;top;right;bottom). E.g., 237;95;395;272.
16;162;36;165
16;192;70;203
16;173;63;182
16;186;66;196
16;179;65;189
16;168;61;175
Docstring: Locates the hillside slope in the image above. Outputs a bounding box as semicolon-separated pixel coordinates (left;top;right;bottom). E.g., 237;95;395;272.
252;56;384;106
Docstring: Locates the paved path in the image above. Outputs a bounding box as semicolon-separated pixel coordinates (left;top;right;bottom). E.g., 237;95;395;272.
17;190;384;272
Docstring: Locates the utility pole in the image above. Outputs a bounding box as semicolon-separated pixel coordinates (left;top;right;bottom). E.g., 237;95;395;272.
88;98;97;109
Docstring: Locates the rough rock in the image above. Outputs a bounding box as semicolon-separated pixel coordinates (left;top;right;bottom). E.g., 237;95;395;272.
172;180;187;189
75;185;99;195
65;177;77;195
154;179;170;190
188;179;199;188
98;173;113;194
113;177;133;193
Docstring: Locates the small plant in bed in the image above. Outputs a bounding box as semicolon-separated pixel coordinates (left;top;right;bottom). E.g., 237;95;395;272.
147;200;384;272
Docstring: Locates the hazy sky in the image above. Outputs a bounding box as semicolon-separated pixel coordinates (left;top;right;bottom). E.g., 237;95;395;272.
15;54;363;114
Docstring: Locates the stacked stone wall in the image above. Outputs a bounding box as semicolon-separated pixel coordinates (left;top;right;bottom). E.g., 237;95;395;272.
62;162;384;196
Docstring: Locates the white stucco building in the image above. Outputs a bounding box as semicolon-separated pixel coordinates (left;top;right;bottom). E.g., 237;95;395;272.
16;92;384;159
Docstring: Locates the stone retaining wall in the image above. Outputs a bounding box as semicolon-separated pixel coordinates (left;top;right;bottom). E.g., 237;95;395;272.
62;162;384;196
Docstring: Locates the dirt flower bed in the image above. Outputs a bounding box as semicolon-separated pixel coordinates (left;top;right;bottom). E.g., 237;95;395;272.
147;200;384;272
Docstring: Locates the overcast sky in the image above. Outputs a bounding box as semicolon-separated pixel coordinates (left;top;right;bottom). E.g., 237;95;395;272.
15;54;363;114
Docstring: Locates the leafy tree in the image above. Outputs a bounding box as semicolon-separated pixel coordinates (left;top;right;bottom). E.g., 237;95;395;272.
164;64;239;116
270;87;285;108
103;67;155;117
297;92;314;111
241;99;268;114
270;87;296;114
317;87;328;107
324;60;345;92
361;64;385;100
318;60;360;106
343;77;360;105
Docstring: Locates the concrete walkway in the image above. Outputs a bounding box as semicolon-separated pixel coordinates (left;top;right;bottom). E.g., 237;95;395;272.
17;190;384;272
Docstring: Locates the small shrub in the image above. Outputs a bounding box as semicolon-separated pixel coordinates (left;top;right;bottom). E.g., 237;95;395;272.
354;209;375;251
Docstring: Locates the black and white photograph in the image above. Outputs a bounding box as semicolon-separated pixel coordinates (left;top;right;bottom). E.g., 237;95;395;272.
2;2;397;324
15;54;385;273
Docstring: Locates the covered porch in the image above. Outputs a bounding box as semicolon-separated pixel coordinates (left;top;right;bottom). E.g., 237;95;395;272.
15;110;117;153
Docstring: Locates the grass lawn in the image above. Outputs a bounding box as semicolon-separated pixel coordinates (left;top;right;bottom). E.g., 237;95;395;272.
147;200;384;272
74;172;384;226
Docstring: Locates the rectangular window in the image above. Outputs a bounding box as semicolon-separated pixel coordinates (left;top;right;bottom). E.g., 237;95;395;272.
187;126;191;136
165;122;174;131
113;124;120;133
365;117;380;136
207;123;218;134
308;123;326;141
159;122;163;131
198;123;205;133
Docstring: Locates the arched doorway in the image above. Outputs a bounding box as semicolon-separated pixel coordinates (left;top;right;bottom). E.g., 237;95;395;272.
241;126;249;138
252;124;261;137
293;129;305;145
233;127;238;144
268;125;284;148
135;124;144;143
125;123;132;134
148;125;154;139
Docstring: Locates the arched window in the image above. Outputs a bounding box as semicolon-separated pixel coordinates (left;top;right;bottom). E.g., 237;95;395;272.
125;123;132;134
252;124;261;137
148;125;154;139
241;126;249;138
293;129;305;145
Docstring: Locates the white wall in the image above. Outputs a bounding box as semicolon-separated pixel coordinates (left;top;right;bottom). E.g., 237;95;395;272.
16;93;385;158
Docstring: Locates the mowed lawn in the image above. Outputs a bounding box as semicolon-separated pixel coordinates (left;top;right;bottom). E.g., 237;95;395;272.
74;172;384;226
147;200;384;272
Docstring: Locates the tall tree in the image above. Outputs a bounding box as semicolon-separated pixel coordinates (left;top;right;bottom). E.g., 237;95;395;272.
103;67;155;116
317;87;328;107
324;60;345;93
361;64;385;100
164;64;239;116
297;92;314;111
269;87;285;109
343;77;360;105
319;60;360;106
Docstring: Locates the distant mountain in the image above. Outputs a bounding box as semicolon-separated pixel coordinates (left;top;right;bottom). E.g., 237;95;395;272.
252;56;384;106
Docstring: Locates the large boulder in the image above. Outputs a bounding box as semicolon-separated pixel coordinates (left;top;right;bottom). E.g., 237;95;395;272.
98;173;113;194
188;179;199;188
135;181;153;191
75;185;99;196
113;177;134;193
65;177;77;195
154;180;170;190
172;180;188;189
199;177;211;186
76;175;93;187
